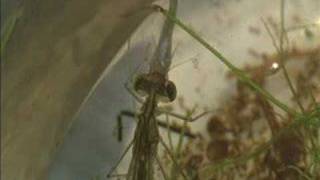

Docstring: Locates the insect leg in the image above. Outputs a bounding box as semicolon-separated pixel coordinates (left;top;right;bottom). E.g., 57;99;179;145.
124;81;143;104
159;136;188;180
156;153;169;180
116;110;138;142
107;139;134;178
157;109;212;122
117;110;197;139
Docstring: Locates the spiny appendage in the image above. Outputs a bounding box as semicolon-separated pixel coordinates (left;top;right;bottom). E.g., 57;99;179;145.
127;115;159;180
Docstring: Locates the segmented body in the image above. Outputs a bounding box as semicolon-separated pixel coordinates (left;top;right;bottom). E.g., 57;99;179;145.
127;92;159;180
126;0;177;179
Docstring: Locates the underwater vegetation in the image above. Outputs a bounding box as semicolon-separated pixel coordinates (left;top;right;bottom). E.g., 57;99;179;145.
155;0;320;179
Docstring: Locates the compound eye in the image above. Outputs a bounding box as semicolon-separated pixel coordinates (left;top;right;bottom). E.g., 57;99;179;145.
133;75;149;96
165;81;177;102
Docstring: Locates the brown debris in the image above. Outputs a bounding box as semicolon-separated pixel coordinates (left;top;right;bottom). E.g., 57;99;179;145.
174;45;320;179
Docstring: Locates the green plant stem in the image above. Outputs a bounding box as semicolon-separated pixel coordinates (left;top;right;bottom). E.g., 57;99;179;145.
286;23;319;32
261;17;280;53
155;6;298;117
279;0;305;113
166;114;174;150
170;120;186;180
278;2;318;168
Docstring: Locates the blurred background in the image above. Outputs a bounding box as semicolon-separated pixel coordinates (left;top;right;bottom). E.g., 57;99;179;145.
2;0;319;180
